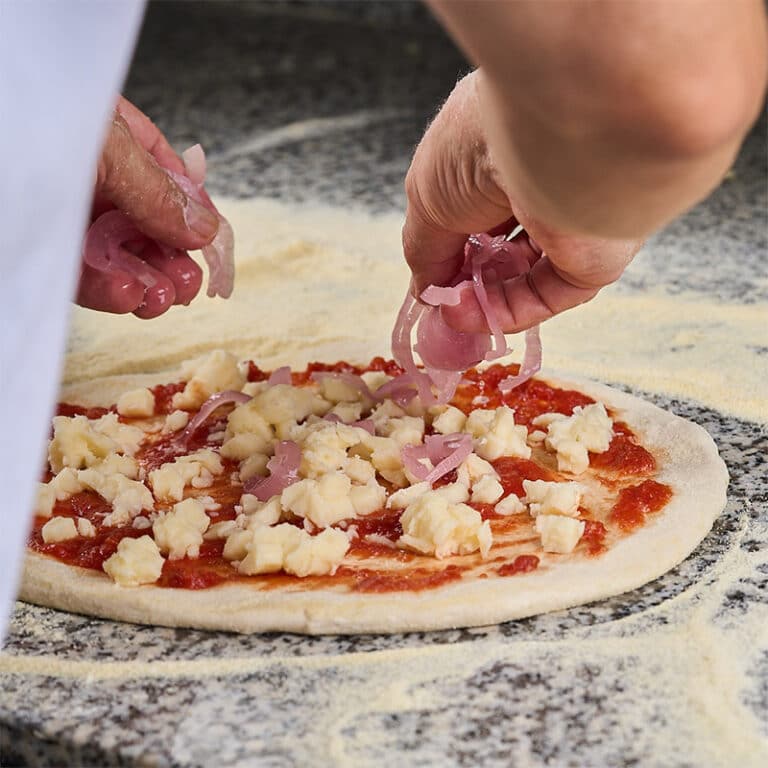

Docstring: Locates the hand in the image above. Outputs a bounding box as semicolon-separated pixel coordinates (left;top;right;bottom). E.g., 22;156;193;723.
402;73;643;333
77;97;220;318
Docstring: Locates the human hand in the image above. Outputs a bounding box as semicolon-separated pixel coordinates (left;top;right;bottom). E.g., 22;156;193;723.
77;97;220;318
402;73;643;333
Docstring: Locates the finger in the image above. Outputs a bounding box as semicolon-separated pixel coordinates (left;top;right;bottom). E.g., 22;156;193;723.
115;96;186;175
76;264;145;315
98;113;219;249
441;256;605;333
138;243;203;306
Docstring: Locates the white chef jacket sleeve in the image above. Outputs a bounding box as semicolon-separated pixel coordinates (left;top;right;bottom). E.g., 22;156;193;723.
0;0;146;643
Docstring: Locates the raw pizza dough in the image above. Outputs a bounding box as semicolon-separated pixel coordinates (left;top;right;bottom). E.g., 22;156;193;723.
20;365;727;635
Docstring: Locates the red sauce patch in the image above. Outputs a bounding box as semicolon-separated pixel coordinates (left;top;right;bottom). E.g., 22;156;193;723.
55;404;111;419
151;382;186;415
591;422;656;475
580;519;607;555
609;480;672;531
494;457;556;497
338;564;464;592
498;555;539;576
246;361;270;382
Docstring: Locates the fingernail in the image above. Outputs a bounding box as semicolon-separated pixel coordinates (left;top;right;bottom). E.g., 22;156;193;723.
185;198;219;240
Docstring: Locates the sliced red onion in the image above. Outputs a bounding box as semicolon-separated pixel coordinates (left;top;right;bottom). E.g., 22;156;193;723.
168;144;235;299
414;305;490;371
423;433;472;485
499;327;543;392
244;440;302;501
391;292;436;405
420;280;472;307
352;418;375;435
181;390;252;440
401;432;473;486
373;374;419;408
268;366;292;386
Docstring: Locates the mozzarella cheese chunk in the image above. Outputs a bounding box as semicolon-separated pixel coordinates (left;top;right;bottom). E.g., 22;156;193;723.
494;493;525;516
471;474;504;504
361;435;406;487
152;498;210;560
221;432;271;461
35;483;56;517
280;472;355;528
76;517;96;538
470;406;531;461
48;416;118;473
172;350;246;410
41;516;78;543
386;481;431;510
204;519;240;541
237;524;350;577
163;409;190;434
103;535;164;586
432;481;470;504
432;405;467;435
349;481;386;516
239;494;283;528
457;453;499;485
343;455;376;485
523;479;582;518
149;449;224;502
90;414;144;456
300;422;367;478
239;453;270;482
77;469;154;527
380;416;425;448
536;403;613;474
535;515;585;554
247;384;330;433
116;387;155;418
398;492;492;559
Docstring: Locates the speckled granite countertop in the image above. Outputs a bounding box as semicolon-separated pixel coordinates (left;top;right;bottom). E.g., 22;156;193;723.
2;2;766;766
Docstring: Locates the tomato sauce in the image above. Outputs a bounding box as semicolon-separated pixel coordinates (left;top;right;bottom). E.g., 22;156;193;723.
497;555;539;576
609;480;672;531
34;358;668;592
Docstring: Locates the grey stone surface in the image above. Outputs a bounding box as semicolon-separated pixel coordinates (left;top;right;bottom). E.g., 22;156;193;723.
2;1;766;766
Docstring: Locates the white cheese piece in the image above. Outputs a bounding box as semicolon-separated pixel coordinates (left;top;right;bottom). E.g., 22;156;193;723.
432;405;467;435
328;401;363;423
398;493;492;559
360;370;391;392
203;519;240;541
49;467;84;499
149;449;223;502
221;432;271;460
360;435;406;487
535;515;585;553
35;483;56;517
300;422;367;478
343;455;376;485
162;409;190;434
369;399;406;432
386;481;431;509
432;481;470;505
103;535;164;586
172;350;246;410
494;493;526;516
237;524;350;577
239;495;283;528
527;430;548;444
471;474;504;504
41;516;78;543
132;516;152;530
98;453;140;479
246;384;330;432
381;416;425;448
523;479;583;518
539;403;614;475
280;472;355;528
464;408;496;439
473;406;531;461
76;517;96;538
223;529;252;560
457;453;499;485
316;376;366;404
349;481;386;516
239;453;270;482
90;414;144;456
152;498;210;560
48;415;117;473
77;469;154;527
116;387;155;418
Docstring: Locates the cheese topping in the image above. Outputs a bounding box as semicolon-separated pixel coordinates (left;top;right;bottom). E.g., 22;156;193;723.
116;387;155;418
41;517;78;543
172;350;246;410
152;498;210;560
102;535;165;586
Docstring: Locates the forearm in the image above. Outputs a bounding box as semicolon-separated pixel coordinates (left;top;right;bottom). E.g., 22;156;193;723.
429;0;768;239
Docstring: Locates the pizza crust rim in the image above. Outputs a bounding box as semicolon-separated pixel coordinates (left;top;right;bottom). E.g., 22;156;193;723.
20;368;729;635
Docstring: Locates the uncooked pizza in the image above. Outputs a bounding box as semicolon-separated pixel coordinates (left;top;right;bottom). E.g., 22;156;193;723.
21;232;727;634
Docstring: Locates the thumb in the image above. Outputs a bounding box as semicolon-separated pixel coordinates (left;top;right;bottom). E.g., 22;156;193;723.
96;112;219;250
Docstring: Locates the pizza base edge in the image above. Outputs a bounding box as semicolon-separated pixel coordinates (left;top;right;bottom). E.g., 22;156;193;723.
18;367;729;635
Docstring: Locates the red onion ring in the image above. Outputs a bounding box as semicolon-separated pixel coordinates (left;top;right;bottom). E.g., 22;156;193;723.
268;366;292;386
401;433;472;486
244;440;302;501
180;390;252;441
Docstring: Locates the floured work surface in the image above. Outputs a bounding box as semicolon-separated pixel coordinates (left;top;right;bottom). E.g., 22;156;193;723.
3;199;767;767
